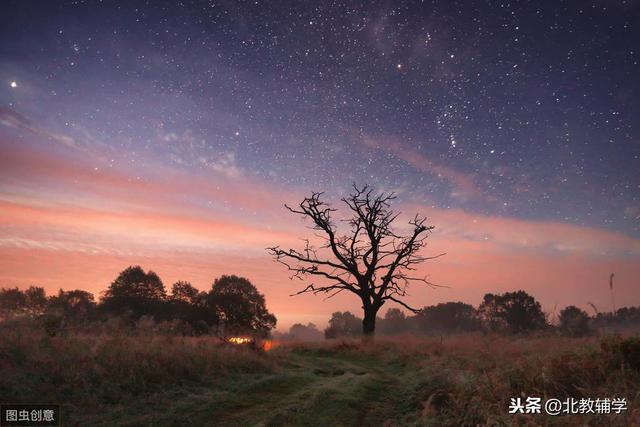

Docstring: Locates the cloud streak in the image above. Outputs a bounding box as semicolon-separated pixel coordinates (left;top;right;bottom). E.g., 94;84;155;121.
0;108;77;148
409;205;640;258
358;133;484;201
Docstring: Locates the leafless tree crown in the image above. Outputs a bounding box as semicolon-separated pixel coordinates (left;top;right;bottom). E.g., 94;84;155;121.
268;185;444;313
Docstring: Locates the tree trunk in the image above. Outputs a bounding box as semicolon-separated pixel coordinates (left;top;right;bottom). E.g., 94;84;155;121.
362;306;377;337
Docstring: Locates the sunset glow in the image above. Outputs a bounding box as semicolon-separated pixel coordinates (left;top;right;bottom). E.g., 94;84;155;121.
1;1;638;331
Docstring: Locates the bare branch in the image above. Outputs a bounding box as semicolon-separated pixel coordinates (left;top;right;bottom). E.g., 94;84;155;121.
267;184;444;334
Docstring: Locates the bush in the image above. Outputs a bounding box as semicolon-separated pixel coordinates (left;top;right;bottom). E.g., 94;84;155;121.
559;305;591;337
601;335;640;372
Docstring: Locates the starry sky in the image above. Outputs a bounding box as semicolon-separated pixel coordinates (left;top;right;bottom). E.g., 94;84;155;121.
1;0;639;328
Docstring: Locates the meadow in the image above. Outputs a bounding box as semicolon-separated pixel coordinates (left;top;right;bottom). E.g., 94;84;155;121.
1;319;639;426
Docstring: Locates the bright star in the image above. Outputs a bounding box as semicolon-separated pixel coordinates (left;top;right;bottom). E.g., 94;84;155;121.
10;81;17;88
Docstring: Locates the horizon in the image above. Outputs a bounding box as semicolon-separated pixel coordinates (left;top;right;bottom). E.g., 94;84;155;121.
1;1;639;331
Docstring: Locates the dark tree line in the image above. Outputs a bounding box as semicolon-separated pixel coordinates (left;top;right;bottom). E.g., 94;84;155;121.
274;323;325;341
322;290;640;339
0;266;276;337
3;272;637;340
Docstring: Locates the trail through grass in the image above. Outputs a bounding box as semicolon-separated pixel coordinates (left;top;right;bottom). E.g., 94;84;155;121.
79;346;424;426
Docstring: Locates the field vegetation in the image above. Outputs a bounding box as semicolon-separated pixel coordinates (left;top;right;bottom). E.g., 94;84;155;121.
1;317;639;426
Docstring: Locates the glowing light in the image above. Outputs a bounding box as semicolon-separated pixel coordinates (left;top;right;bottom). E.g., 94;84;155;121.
10;81;17;88
228;337;252;344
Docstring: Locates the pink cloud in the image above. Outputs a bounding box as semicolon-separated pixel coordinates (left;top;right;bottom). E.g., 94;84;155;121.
0;139;301;229
408;205;640;257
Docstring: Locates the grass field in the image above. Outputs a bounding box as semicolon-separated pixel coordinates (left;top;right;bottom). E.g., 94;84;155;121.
1;324;639;426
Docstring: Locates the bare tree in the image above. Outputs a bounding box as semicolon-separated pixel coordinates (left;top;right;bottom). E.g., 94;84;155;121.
268;185;444;336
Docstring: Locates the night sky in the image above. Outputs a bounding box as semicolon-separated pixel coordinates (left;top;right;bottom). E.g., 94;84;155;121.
1;1;639;327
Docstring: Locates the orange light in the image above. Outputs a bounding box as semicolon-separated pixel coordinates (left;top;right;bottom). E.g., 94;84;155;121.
228;337;252;344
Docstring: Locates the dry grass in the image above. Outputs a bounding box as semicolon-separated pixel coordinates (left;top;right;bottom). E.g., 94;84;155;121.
1;321;639;426
277;333;640;425
0;319;276;410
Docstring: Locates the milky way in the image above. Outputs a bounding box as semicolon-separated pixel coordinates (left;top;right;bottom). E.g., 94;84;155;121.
2;0;638;230
1;1;639;323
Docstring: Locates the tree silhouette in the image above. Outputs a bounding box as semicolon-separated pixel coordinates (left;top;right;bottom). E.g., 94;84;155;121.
268;185;443;336
0;287;27;319
101;266;166;318
288;323;324;341
478;291;547;333
164;281;210;330
416;302;480;334
170;281;200;305
47;289;96;323
380;308;408;335
207;275;276;337
558;305;590;336
324;311;362;339
24;286;47;317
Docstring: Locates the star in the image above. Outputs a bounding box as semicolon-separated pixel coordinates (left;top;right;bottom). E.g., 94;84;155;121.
10;81;17;88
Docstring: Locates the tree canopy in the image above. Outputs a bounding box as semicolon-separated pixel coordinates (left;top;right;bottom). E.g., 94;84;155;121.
101;266;167;318
559;305;590;336
478;291;547;333
48;289;96;322
288;323;324;341
324;311;362;339
207;275;276;336
170;281;201;305
416;302;481;333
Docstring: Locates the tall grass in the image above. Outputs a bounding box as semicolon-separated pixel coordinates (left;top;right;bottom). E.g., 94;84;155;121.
1;320;638;426
0;319;275;408
280;334;640;425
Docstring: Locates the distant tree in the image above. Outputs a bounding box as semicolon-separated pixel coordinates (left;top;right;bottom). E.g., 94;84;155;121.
0;287;27;319
558;305;591;337
166;281;211;333
379;308;408;335
24;286;48;316
416;302;480;334
324;311;362;339
478;291;546;333
289;323;324;341
207;275;276;337
170;281;200;304
47;289;96;323
100;266;167;319
268;185;444;337
615;307;640;325
104;266;166;300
